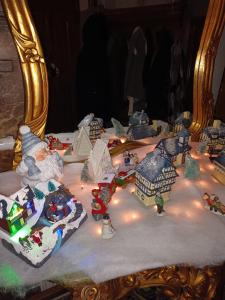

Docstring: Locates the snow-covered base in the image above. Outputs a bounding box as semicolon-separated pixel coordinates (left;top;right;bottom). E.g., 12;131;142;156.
203;205;225;216
1;201;87;268
63;152;88;163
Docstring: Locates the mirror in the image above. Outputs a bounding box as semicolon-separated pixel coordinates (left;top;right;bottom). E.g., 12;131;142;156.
1;0;224;164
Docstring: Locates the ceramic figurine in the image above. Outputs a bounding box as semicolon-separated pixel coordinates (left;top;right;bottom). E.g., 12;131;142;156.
184;153;200;179
101;214;115;239
202;193;225;215
135;149;178;206
16;125;64;187
154;191;165;215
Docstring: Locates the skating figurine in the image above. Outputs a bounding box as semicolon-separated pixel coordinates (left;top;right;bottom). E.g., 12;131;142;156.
16;125;64;187
101;214;115;239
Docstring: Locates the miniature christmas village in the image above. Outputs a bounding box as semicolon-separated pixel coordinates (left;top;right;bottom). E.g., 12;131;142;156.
0;126;87;267
1;114;225;267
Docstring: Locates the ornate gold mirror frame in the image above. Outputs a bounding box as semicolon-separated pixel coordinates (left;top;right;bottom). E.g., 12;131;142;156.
1;0;225;159
190;0;225;140
1;0;48;168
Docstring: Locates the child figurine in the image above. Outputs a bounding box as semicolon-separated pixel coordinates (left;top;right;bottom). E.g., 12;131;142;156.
101;214;115;239
154;191;165;215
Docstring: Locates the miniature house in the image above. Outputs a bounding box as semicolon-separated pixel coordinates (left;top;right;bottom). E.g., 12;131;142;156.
78;113;103;145
200;120;225;154
89;117;103;144
135;150;178;206
127;110;157;140
0;186;36;236
129;110;149;126
174;111;192;133
212;150;225;185
88;139;114;182
175;128;191;165
155;128;191;166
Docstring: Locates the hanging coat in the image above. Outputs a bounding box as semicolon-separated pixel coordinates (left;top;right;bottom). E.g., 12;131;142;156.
124;26;147;101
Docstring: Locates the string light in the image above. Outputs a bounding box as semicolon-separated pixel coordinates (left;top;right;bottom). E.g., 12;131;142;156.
192;200;203;209
112;199;119;205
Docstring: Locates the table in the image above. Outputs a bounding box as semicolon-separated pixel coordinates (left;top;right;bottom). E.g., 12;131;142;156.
0;141;225;299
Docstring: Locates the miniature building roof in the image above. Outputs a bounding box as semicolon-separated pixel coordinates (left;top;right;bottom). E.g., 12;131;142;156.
78;113;94;128
135;150;174;182
203;127;219;137
156;135;190;157
156;138;178;157
175;112;192;127
10;185;34;205
129;111;149;126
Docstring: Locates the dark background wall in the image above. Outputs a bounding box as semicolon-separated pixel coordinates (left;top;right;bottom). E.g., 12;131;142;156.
27;0;207;132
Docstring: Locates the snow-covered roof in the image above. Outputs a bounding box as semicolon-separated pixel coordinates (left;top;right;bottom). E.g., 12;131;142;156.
78;113;94;128
135;150;174;182
156;135;190;156
129;111;149;126
203;125;225;139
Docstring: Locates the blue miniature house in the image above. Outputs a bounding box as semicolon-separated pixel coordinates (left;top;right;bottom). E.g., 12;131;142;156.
134;150;178;206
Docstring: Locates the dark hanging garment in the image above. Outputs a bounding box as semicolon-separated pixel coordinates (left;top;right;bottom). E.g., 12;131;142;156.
146;29;173;121
168;39;185;123
107;32;128;123
76;14;110;125
124;26;147;102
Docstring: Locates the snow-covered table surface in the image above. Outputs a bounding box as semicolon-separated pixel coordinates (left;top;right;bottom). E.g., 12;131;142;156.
0;143;225;290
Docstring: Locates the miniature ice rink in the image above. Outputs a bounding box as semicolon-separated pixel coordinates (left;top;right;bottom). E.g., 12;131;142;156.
0;142;225;289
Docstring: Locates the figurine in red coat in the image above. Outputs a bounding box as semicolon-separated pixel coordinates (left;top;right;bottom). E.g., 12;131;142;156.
91;195;107;221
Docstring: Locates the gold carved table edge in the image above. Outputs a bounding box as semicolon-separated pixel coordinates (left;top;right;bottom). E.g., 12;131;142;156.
56;263;224;300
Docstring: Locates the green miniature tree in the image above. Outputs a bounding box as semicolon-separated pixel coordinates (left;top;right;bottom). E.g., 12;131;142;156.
48;181;56;192
33;188;45;200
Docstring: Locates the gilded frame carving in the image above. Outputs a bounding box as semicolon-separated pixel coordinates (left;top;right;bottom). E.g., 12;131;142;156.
1;0;48;167
190;0;225;140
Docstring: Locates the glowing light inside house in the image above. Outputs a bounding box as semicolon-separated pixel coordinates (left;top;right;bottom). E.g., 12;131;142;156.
10;227;31;243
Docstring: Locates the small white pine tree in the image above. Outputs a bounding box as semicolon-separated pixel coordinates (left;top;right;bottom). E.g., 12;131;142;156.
81;160;91;182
